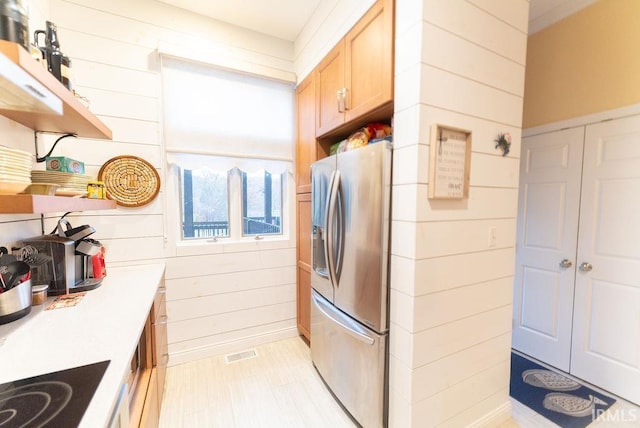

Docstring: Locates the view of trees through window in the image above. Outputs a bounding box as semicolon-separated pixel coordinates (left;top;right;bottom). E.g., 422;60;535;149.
242;170;282;235
181;167;282;239
182;168;229;239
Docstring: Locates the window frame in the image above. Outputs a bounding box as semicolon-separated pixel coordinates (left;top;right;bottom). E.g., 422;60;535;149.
240;169;284;238
180;167;232;240
165;162;294;258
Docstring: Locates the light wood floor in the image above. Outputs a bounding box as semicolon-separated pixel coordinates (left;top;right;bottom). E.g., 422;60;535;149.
159;337;639;427
158;336;356;427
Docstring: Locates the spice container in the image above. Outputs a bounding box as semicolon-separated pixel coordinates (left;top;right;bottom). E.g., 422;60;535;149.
31;284;48;305
87;180;105;199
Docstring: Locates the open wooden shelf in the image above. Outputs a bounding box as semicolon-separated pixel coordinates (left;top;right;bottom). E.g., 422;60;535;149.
0;40;112;139
0;194;116;214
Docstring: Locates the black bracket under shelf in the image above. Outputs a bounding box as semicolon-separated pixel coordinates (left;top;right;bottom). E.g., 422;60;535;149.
34;131;77;163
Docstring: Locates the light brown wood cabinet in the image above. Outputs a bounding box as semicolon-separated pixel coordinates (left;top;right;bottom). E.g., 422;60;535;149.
296;193;312;340
296;75;317;194
316;42;346;136
128;315;153;428
151;284;169;408
138;373;159;428
295;71;316;341
315;0;394;137
129;281;168;428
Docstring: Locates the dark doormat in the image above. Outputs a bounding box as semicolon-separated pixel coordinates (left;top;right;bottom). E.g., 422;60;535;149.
510;352;616;428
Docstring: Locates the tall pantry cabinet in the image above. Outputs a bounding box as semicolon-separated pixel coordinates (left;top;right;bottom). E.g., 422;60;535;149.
295;75;316;340
295;0;394;342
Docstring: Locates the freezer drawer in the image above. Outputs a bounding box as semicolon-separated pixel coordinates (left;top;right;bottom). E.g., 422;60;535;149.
311;290;387;428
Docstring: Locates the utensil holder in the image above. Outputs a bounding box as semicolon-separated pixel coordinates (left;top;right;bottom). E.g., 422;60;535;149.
0;279;32;325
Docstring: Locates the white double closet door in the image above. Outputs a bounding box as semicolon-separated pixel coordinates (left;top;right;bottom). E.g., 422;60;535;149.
512;115;640;405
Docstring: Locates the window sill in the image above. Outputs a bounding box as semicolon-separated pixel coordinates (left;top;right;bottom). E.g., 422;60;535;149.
175;236;294;257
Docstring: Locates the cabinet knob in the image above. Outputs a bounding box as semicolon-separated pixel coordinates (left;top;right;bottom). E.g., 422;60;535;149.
559;259;573;269
579;262;593;272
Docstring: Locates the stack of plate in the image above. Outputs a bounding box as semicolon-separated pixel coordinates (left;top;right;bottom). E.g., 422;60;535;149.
31;170;92;196
0;146;32;195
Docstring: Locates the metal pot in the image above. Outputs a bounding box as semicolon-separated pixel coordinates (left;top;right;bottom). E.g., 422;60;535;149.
0;278;32;324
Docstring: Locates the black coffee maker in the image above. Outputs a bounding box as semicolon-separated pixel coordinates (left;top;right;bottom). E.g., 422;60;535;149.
20;219;104;295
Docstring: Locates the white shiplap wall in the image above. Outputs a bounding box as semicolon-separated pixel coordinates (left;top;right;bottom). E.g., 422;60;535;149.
0;0;298;366
389;0;529;427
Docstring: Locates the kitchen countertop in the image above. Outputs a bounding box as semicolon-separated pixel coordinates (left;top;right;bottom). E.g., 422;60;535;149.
0;263;166;427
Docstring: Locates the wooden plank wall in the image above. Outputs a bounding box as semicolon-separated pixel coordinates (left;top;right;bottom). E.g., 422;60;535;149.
0;0;299;366
389;0;529;427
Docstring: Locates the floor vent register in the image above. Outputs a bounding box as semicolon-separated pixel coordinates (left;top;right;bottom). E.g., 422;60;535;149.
225;349;258;364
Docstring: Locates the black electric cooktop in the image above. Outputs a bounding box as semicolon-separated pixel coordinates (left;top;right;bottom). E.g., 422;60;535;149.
0;360;110;428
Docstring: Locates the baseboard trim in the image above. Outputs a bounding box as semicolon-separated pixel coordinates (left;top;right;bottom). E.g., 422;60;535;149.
466;400;513;428
167;326;300;366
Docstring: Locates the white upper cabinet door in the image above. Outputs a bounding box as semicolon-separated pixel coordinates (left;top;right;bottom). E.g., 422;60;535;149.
571;116;640;405
512;127;585;371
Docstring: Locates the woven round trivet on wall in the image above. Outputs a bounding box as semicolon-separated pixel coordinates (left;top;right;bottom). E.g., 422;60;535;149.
98;155;160;207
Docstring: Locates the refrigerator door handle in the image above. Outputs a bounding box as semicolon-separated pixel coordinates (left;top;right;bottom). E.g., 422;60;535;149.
313;292;375;345
323;170;336;286
326;170;341;288
335;174;344;282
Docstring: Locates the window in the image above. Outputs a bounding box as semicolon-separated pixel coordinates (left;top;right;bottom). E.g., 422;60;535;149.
242;170;282;236
161;56;294;244
180;167;284;240
181;167;229;239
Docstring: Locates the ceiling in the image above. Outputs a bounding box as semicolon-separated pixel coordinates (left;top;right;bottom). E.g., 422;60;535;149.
528;0;596;34
156;0;322;41
157;0;595;41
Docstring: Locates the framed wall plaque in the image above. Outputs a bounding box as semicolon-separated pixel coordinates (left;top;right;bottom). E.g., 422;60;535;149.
428;124;472;199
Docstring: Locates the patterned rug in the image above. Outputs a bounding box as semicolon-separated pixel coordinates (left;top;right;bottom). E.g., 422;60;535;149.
510;352;616;427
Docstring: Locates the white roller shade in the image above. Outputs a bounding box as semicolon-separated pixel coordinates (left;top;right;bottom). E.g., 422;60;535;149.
161;56;294;172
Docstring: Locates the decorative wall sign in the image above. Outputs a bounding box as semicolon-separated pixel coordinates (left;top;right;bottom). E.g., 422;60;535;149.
428;124;472;199
98;155;160;207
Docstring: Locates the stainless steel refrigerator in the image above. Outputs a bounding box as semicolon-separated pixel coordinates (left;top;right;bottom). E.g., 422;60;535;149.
310;141;392;428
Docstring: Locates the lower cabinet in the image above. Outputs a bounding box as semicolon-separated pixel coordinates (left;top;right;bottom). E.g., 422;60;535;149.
151;284;169;408
129;280;168;427
139;371;159;428
296;193;312;340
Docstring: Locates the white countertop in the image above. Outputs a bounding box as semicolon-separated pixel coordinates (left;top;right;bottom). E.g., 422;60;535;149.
0;263;166;428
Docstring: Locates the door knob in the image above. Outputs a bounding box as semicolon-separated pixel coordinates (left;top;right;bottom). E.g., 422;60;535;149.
579;262;593;272
559;259;573;269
